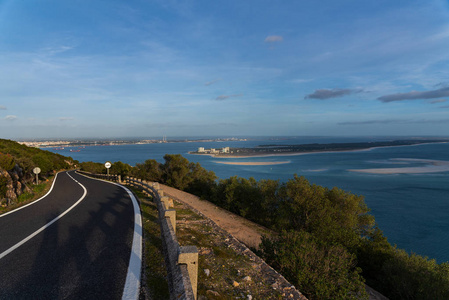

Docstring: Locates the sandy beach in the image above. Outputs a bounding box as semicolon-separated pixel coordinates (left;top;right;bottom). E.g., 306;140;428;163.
213;161;291;166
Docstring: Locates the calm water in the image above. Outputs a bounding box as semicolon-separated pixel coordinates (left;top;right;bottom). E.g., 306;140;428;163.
50;137;449;263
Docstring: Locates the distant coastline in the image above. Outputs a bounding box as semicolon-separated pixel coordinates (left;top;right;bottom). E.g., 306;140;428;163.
213;161;291;166
19;137;248;149
190;139;449;158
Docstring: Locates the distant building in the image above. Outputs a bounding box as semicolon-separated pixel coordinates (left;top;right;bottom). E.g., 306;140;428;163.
196;146;230;154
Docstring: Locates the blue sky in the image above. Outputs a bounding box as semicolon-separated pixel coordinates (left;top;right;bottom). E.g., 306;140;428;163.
1;0;449;139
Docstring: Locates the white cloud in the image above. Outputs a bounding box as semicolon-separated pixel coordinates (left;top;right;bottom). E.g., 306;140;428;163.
5;115;17;121
264;35;283;43
0;105;6;110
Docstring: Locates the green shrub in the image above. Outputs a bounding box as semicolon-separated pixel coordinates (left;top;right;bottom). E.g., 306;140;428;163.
260;231;367;300
0;153;15;171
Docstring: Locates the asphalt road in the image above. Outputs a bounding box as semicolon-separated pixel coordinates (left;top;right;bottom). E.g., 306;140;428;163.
0;171;141;300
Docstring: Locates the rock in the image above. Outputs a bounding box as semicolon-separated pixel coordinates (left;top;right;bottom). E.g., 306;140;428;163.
204;269;210;277
15;180;22;196
206;290;220;297
247;295;253;300
199;247;212;255
232;281;240;287
0;168;17;205
243;276;251;282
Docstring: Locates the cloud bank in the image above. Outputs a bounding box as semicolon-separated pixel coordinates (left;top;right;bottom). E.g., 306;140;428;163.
305;88;362;100
378;87;449;102
339;118;449;125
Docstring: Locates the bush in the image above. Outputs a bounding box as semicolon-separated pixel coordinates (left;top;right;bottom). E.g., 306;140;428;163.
0;153;15;171
260;231;367;300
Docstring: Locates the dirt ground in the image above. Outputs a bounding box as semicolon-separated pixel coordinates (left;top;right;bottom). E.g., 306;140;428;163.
159;184;271;249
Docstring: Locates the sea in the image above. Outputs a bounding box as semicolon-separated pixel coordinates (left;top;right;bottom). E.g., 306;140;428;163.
48;136;449;263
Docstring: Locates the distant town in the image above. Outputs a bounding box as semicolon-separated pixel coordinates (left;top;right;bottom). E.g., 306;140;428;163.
17;137;248;149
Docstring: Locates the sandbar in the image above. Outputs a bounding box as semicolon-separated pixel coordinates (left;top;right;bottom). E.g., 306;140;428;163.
213;161;291;166
349;159;449;174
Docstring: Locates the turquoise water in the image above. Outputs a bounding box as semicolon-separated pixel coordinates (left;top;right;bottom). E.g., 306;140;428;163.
51;137;449;263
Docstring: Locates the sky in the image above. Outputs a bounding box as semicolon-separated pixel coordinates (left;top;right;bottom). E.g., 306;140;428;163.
1;0;449;139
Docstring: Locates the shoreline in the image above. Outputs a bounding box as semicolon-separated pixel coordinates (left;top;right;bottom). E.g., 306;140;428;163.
189;141;449;159
213;161;291;166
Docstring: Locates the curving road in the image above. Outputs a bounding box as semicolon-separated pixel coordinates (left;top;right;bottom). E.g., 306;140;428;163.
0;171;141;300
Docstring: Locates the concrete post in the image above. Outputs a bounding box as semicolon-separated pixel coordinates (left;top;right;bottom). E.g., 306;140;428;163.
178;246;199;300
164;209;176;234
161;196;170;210
118;175;121;184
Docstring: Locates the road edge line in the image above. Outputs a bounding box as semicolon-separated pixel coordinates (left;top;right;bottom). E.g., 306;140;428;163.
75;172;142;300
0;172;88;260
0;171;62;218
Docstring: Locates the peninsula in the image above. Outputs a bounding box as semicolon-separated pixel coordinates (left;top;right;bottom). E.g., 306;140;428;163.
190;139;449;158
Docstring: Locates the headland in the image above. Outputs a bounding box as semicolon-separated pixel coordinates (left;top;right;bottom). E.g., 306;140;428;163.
190;139;449;158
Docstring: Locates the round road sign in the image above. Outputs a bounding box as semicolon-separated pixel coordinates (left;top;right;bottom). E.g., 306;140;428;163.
105;162;112;169
33;167;41;174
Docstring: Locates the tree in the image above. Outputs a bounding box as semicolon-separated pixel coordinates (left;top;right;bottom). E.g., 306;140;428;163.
185;162;217;199
111;161;131;178
260;231;367;300
161;154;192;190
133;159;162;182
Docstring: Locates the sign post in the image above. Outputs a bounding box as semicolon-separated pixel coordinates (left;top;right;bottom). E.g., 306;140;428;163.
105;161;111;178
33;167;41;185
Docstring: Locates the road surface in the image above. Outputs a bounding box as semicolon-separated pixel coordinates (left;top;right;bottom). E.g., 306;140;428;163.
0;171;141;299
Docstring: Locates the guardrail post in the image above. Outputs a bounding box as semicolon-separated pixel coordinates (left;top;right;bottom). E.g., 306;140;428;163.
164;209;176;234
178;246;198;300
161;196;171;210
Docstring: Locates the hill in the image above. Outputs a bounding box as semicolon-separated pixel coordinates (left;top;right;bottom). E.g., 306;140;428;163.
0;139;76;206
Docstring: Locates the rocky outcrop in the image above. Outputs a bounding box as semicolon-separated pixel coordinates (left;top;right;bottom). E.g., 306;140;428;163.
0;165;31;206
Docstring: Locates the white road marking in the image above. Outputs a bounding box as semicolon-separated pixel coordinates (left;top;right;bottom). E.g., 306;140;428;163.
0;171;61;218
0;172;88;260
75;172;142;300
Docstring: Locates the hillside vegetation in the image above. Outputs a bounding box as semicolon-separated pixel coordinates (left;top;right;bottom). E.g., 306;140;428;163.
0;139;75;207
80;154;449;300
